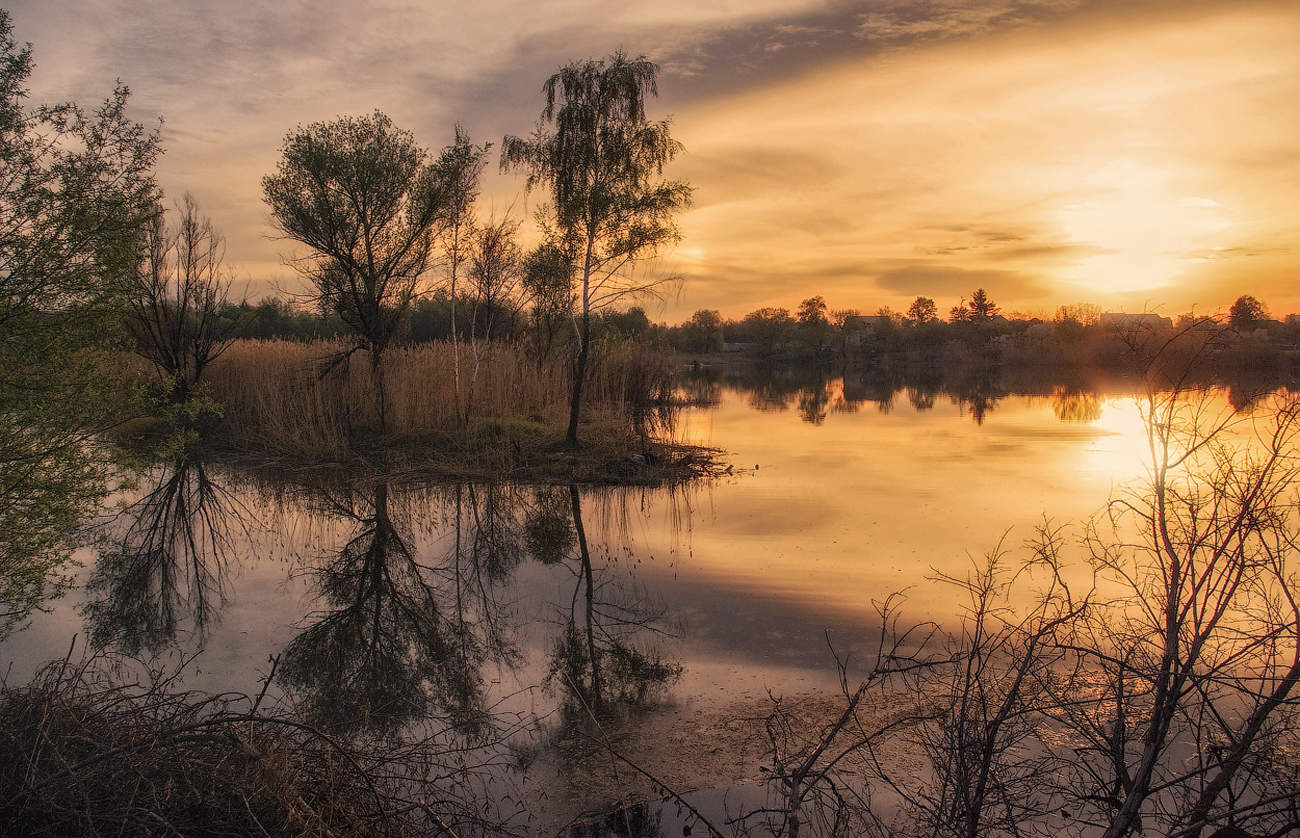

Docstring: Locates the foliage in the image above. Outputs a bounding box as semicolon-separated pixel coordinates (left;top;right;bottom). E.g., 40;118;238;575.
681;308;724;353
906;296;938;324
502;50;692;444
1228;294;1268;331
262;111;454;428
0;10;161;636
968;287;999;322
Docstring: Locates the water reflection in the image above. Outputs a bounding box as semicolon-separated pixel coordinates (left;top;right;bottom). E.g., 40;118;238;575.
700;366;1023;426
545;485;680;718
278;481;524;736
692;361;1300;430
82;455;246;654
1051;386;1104;423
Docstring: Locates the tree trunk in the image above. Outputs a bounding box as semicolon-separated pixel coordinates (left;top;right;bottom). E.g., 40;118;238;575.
565;312;590;447
372;345;387;433
570;484;601;711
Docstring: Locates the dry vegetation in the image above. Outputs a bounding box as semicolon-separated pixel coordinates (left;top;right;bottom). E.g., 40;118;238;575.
0;653;522;837
203;339;679;460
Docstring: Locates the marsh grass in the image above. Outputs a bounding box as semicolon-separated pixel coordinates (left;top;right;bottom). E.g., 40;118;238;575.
204;338;677;459
0;654;521;837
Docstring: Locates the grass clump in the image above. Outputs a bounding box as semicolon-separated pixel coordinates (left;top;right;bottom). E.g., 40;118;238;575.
0;654;520;837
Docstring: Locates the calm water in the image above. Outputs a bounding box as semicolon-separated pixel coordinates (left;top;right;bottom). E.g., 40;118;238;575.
0;371;1170;691
0;369;1245;823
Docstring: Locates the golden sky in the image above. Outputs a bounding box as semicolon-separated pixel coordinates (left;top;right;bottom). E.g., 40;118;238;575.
11;0;1299;320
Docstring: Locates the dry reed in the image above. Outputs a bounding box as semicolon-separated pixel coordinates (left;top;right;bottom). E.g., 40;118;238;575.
0;653;522;837
203;338;677;457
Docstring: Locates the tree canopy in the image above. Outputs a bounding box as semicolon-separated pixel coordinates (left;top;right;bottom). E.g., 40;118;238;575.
0;9;162;635
502;50;692;444
262;111;455;427
1228;294;1268;330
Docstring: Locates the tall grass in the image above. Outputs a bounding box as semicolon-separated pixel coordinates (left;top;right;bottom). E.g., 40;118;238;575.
204;338;676;456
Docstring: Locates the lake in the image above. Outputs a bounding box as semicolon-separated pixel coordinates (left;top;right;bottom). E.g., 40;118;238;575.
0;368;1258;828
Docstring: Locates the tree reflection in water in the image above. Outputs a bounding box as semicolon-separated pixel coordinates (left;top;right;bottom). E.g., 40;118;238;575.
544;485;681;719
82;455;247;655
278;481;524;737
1050;385;1103;423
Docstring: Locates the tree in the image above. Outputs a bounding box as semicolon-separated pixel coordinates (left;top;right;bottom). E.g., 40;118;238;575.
520;242;573;370
681;308;724;353
742;307;795;360
796;295;829;326
795;296;835;360
1054;386;1300;838
126;193;235;406
467;214;524;342
1053;302;1101;328
433;126;490;425
0;10;161;636
502;50;692;446
906;296;938;324
1228;294;1267;331
463;213;525;419
262;111;452;430
969;288;999;322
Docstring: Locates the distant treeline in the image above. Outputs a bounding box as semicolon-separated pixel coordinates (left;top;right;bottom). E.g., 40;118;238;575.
210;290;1300;373
197;294;656;345
663;292;1300;369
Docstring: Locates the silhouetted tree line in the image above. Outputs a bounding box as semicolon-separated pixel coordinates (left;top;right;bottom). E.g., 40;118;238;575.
175;295;662;348
657;291;1300;373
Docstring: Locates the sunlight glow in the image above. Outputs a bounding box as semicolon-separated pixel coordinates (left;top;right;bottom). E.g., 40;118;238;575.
1055;160;1233;294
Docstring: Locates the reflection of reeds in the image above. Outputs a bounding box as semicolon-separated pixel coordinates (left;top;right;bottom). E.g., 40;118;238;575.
205;339;676;455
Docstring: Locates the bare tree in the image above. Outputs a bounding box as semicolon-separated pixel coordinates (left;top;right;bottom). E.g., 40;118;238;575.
433;126;490;425
1046;384;1300;838
463;213;525;421
126;194;235;405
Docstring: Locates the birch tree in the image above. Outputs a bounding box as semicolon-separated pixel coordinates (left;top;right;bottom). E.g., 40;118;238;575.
502;50;691;446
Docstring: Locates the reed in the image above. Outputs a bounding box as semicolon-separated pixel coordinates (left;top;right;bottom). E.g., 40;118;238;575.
203;338;677;456
0;655;518;837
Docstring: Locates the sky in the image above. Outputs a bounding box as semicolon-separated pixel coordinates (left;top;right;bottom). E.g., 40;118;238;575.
9;0;1299;321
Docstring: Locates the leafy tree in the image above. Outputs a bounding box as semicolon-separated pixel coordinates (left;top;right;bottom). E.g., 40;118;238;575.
520;242;573;369
502;50;692;446
1228;294;1267;331
906;296;938;324
969;288;999;322
681;308;724;353
602;306;651;340
796;295;829;326
741;307;794;360
795;296;835;360
950;298;971;322
262;111;452;430
0;10;161;636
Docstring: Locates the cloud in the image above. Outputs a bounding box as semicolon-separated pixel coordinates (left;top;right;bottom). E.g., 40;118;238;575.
5;0;1298;318
874;264;1051;301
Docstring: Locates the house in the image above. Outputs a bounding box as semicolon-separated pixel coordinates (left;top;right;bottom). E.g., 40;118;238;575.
1100;312;1173;331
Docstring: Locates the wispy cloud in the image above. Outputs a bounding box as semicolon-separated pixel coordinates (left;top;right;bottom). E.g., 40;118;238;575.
5;0;1298;316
